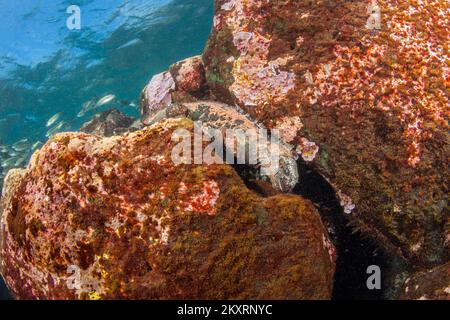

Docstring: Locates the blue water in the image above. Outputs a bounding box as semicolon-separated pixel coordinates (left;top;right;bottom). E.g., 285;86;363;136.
0;0;213;143
0;0;213;299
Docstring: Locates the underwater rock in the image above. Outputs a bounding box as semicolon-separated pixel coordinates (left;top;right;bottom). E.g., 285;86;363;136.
0;168;3;193
203;0;449;267
169;55;209;101
398;262;450;300
80;109;137;137
141;56;209;125
1;168;26;214
0;118;335;300
140;71;176;125
143;101;299;193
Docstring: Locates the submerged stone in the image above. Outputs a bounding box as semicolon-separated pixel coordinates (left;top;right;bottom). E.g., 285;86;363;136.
169;55;209;101
141;56;209;125
202;0;449;267
0;118;335;299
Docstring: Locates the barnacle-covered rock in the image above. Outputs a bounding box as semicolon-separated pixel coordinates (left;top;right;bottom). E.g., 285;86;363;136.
143;101;299;193
0;118;335;300
141;56;209;125
203;0;450;266
80;109;138;137
398;262;450;300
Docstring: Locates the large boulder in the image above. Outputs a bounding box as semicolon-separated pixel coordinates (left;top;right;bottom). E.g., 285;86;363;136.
202;0;449;266
0;118;335;300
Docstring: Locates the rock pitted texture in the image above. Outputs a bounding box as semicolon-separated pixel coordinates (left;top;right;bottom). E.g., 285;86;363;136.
398;261;450;300
203;0;449;266
80;109;137;137
0;118;335;300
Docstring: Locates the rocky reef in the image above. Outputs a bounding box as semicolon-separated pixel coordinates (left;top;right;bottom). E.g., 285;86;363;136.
202;0;449;268
1;0;448;300
0;119;335;299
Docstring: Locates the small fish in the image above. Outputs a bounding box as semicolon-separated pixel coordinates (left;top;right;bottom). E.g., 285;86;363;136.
46;112;62;127
31;141;43;151
2;157;19;168
119;99;131;106
25;114;38;122
8;150;20;157
46;121;69;138
117;38;143;50
95;94;116;107
129;101;138;109
15;156;27;167
5;113;20;119
77;109;86;118
12;139;31;152
77;100;97;118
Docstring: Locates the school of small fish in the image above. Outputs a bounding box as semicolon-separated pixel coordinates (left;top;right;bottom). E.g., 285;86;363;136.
0;138;42;185
1;94;136;188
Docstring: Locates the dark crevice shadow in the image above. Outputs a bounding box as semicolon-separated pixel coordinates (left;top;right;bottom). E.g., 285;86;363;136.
231;157;391;299
0;276;11;300
292;161;389;300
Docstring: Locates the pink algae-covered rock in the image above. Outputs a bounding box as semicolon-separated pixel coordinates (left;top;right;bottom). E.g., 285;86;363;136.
141;56;208;125
0;118;335;300
203;0;449;267
140;71;176;125
169;55;208;99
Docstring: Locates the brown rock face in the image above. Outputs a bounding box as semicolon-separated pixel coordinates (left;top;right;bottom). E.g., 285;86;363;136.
0;118;335;300
398;262;450;300
203;0;449;266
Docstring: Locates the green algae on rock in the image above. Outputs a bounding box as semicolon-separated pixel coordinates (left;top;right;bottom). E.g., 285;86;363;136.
203;0;449;267
0;118;335;300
